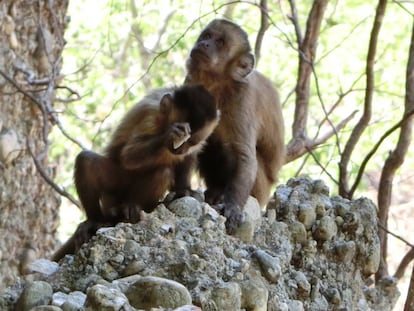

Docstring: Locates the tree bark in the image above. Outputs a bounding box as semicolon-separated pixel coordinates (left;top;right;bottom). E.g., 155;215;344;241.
404;260;414;310
338;0;387;198
0;0;68;291
376;9;414;281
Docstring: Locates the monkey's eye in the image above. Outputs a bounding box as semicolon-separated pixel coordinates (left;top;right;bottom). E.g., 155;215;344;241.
216;38;224;47
203;32;211;40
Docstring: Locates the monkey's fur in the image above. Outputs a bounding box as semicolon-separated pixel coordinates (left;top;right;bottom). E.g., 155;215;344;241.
52;85;219;261
182;19;285;233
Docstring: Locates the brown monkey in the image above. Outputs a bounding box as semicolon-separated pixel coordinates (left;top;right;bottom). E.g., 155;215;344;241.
182;19;285;233
52;85;219;261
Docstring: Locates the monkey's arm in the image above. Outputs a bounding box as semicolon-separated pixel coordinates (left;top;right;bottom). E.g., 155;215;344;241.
121;122;191;170
222;117;258;233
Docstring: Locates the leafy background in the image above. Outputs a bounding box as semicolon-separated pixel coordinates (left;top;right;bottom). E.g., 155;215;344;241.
49;1;414;309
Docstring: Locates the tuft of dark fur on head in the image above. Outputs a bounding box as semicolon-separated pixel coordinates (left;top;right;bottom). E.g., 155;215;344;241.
173;85;217;131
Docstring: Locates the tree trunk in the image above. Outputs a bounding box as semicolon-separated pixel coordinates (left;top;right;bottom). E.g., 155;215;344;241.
0;0;68;291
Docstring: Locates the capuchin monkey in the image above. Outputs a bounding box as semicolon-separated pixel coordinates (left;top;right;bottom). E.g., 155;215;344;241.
52;85;220;261
182;19;285;234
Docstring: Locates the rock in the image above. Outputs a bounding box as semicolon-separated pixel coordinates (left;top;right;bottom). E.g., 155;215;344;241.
298;203;316;230
85;284;133;311
209;282;241;311
312;215;337;241
240;273;268;311
29;306;63;311
52;291;86;311
16;281;53;311
0;177;399;311
253;250;281;283
173;305;202;311
288;220;307;245
287;300;304;311
52;292;68;307
125;276;192;309
233;196;262;242
167;196;203;219
333;240;356;263
122;259;146;276
292;271;311;298
25;259;60;277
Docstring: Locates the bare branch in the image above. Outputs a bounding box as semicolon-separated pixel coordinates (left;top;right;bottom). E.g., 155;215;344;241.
376;13;414;281
286;110;357;163
338;0;387;198
291;0;329;140
254;0;269;65
27;140;80;208
288;0;303;46
306;148;339;185
377;221;414;280
404;260;414;310
349;109;414;198
0;69;49;143
394;247;414;280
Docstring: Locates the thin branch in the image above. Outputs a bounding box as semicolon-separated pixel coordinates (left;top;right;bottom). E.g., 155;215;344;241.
394;247;414;280
349;109;414;197
286;110;357;163
306;147;339;185
0;69;86;150
288;0;303;46
254;0;269;65
311;64;343;156
338;0;387;198
0;69;49;143
27;140;80;208
377;221;414;280
404;263;414;310
291;0;329;139
378;222;414;250
376;10;414;281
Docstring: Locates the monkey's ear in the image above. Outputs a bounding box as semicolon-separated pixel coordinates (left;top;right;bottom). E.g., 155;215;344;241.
231;52;255;82
160;93;174;114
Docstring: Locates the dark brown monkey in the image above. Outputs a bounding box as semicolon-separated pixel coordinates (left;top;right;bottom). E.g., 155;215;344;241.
52;85;219;261
182;19;285;233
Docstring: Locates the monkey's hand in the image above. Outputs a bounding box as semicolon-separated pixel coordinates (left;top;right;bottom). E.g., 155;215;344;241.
169;122;191;152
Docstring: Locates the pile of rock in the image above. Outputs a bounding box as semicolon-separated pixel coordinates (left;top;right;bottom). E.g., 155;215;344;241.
0;177;400;310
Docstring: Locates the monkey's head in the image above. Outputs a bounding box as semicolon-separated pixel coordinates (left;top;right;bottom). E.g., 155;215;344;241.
160;85;220;145
186;19;255;83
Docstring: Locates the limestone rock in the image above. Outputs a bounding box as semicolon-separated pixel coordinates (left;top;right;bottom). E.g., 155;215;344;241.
16;281;53;311
0;177;399;311
125;276;192;310
85;284;133;311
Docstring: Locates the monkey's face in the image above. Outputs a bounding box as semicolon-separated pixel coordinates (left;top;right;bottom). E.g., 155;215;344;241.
186;19;255;82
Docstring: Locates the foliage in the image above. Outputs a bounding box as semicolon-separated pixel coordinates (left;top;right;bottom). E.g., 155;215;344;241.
53;0;414;196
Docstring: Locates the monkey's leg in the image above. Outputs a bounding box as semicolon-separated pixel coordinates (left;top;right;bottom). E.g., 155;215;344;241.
51;220;104;261
172;154;197;197
251;157;273;207
74;150;121;221
128;167;173;214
